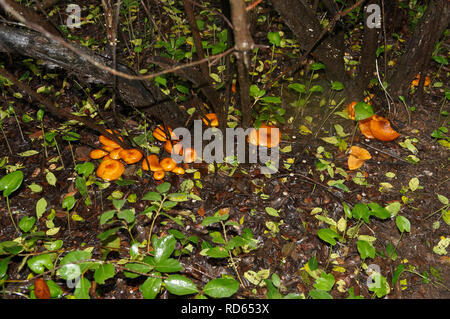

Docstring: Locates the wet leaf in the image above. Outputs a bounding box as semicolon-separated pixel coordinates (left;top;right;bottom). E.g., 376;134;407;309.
164;274;198;295
19;216;35;232
0;170;23;197
357;240;375;259
317;228;339;246
203;278;239;298
152;234;176;263
313;272;335;291
140;275;162;299
62;195;75;211
396;215;411;233
354;102;374;121
27;254;54;274
74;277;91;299
94;263;115;284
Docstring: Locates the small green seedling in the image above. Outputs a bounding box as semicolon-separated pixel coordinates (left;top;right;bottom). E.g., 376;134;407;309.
0;170;24;233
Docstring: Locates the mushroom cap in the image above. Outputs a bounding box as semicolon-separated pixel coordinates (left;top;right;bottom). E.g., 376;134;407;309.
358;117;375;139
164;140;183;155
347;101;357;120
119;149;143;164
411;74;431;87
101;145;117;152
171;166;185;175
142;154;163;171
348;154;365;170
109;148;123;160
160;157;177;172
349;146;371;160
90;149;108;159
153;125;176;142
183;147;198;163
153;171;165;181
96;158;125;181
202;113;219;127
99;129;123;149
248;124;280;148
369;115;400;141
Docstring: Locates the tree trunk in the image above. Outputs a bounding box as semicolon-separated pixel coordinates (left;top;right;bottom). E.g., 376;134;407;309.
0;25;186;127
387;0;450;98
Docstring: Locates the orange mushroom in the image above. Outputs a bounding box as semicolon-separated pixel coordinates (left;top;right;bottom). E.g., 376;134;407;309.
142;154;163;172
90;149;108;159
119;149;143;164
348;146;371;170
160;157;177;172
364;94;375;103
101;145;117;152
96;158;125;181
171;166;185;175
99;129;123;149
358;117;375;139
202;113;219;127
153;125;176;142
109;148;123;160
369;115;400;141
248;124;280;148
153;171;165;181
183;147;198;163
164;140;183;155
410;74;431;88
347;101;357;120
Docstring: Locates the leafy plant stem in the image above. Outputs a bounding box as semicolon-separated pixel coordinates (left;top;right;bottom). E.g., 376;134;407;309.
54;139;65;169
220;221;245;288
11;108;24;141
0;124;12;155
147;195;167;254
68;141;76;168
6;196;19;233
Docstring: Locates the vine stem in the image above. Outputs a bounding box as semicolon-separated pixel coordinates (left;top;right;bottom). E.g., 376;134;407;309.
147;195;166;254
221;221;245;288
6;196;19;233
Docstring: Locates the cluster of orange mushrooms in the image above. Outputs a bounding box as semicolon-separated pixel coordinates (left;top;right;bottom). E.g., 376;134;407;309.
346;96;401;170
90;113;282;181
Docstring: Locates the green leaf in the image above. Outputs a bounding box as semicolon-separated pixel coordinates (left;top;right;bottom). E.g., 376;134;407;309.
74;277;91;299
354;102;374;121
167;192;189;202
62;131;80;141
352;203;370;223
267;31;281;46
0;170;23;197
0;256;12;279
19;216;35;232
45;171;57;187
396;215;411;233
265;279;283;299
209;231;226;244
27;254;54;274
28;183;42;193
117;209;135;224
152;234;176;263
342;202;352;219
392;264;405;285
99;210;115;225
35;197;47;221
62;195;76;211
140;275;162;299
310;62;325;71
203;278;239;298
409;177;420;192
75;162;94;177
313;272;335;291
368;273;390;298
287;83;306;94
331;81;344;91
201;213;229;226
57;250;92;280
94;263;115;284
204;246;229;258
368;202;391;219
433;55;448;65
309;289;333;299
164;275;198;296
97;227;122;241
75;176;87;196
154;258;183;273
156;182;171;194
123;262;152;279
17;150;39;157
0;241;24;255
357;240;376;259
265;207;280;217
112;199;126;210
437;194;448;205
317;228;339;246
309;85;323;93
142;191;162;202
